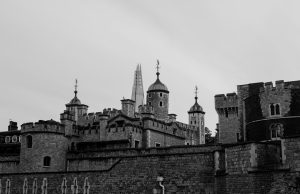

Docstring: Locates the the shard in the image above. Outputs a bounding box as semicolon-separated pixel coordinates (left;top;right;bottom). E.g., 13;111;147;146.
131;64;144;112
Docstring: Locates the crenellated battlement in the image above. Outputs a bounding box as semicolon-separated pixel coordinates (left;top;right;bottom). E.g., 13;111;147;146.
60;110;75;121
175;121;197;131
215;93;238;110
21;120;65;134
259;80;300;93
103;108;121;118
139;105;154;115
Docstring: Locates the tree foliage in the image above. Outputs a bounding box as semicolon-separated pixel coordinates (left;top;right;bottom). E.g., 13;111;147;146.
205;127;217;144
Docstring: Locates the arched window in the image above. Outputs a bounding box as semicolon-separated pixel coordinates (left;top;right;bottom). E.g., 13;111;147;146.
270;103;280;116
27;135;32;148
270;104;275;115
275;104;280;115
160;101;163;107
225;108;229;118
43;156;51;167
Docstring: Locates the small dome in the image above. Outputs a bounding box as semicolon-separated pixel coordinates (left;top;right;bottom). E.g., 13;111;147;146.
148;78;169;92
189;102;203;113
69;96;81;105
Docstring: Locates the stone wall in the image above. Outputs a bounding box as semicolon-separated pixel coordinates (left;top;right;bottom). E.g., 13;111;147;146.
0;140;299;193
225;143;252;174
260;87;291;118
20;133;68;173
0;156;19;174
0;146;218;194
282;137;300;171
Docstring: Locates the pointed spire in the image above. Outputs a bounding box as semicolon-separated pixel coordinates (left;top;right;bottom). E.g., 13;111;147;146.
156;59;160;79
74;79;78;97
131;64;144;112
195;86;198;103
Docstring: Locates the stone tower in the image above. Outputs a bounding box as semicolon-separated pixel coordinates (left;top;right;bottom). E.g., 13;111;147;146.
131;64;144;112
188;86;205;144
20;120;69;173
215;93;239;144
62;79;88;123
146;61;169;120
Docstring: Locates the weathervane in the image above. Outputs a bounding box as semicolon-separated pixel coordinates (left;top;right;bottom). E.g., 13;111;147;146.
195;86;198;102
156;59;160;78
74;79;78;96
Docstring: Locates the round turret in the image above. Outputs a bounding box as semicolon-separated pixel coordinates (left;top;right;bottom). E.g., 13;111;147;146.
146;62;169;120
20;120;69;173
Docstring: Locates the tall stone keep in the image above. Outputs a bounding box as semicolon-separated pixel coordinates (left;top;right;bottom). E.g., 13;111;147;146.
188;86;205;144
146;61;169;120
215;93;239;144
131;64;144;112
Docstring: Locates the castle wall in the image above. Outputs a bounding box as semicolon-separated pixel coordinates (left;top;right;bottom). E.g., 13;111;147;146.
290;89;300;116
147;130;184;147
281;136;300;171
221;173;274;194
0;146;219;194
0;140;297;193
0;156;19;174
79;128;101;141
67;158;121;171
225;143;252;174
106;126;142;144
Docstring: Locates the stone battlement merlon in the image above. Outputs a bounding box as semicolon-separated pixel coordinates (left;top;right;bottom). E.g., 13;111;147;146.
215;92;238;109
21;120;65;134
259;80;300;93
175;121;197;131
80;112;109;123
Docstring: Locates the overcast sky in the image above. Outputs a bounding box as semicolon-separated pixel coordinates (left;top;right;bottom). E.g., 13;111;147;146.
1;0;300;133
